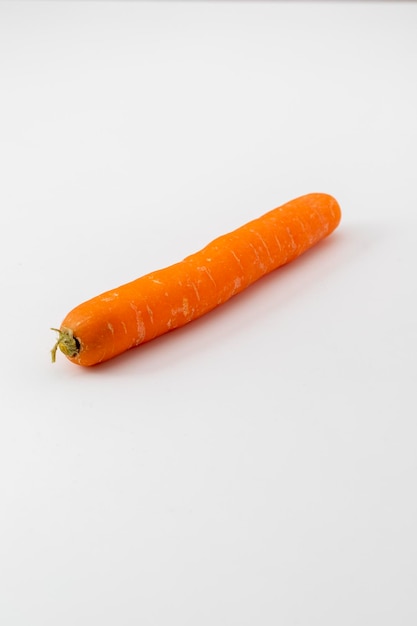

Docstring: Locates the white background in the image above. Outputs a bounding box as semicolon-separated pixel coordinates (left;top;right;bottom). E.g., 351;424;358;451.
1;1;416;624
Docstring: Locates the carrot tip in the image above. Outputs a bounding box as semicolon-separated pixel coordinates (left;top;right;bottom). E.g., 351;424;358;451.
50;327;80;363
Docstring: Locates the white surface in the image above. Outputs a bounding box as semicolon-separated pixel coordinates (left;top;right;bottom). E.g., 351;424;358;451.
1;1;417;624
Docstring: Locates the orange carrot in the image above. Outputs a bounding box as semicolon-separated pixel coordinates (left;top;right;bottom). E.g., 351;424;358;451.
51;193;341;366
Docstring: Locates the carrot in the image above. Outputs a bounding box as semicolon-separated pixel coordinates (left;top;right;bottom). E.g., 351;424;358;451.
51;193;341;366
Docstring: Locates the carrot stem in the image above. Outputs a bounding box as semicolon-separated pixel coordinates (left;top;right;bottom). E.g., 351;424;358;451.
50;327;80;362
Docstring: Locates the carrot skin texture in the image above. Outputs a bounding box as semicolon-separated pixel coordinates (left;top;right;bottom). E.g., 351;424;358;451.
59;193;341;366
